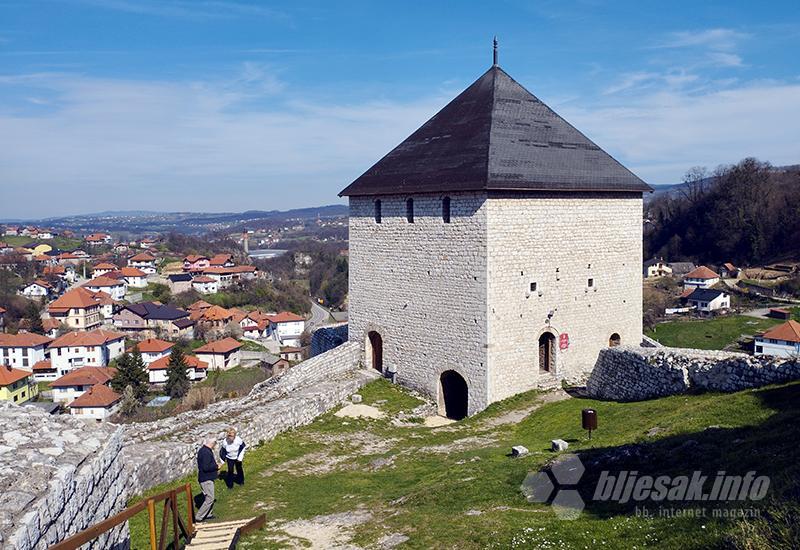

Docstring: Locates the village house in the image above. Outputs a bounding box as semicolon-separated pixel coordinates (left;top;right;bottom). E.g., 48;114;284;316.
267;311;306;347
133;338;174;365
341;56;650;418
200;266;234;288
19;318;61;338
88;290;117;320
0;365;38;404
85;233;112;246
192;305;234;332
195;337;242;370
51;366;116;404
128;252;157;275
263;355;290;377
192;276;218;295
754;320;800;358
685;288;731;314
139;237;158;249
209;253;235;268
0;333;52;371
240;311;271;339
719;262;740;279
92;262;118;278
167;273;194;294
67;384;121;421
183;255;210;272
83;276;126;301
280;346;304;362
48;330;125;376
112;301;194;340
44;264;76;283
118;266;148;288
683;266;721;289
643;258;673;279
113;243;130;254
147;353;208;384
48;287;102;330
32;359;58;381
667;262;696;277
21;279;54;299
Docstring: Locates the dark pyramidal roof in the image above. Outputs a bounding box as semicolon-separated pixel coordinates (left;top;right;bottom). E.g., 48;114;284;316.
340;65;651;196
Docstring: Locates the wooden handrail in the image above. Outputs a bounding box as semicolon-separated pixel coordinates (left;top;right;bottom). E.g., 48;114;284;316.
49;483;196;550
227;514;266;550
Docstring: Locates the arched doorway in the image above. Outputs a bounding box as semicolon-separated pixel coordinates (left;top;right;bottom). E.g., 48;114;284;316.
439;370;468;420
609;333;621;347
367;331;383;372
538;332;556;373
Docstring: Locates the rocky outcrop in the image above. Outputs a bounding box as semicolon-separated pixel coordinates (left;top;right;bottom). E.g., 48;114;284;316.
587;346;800;401
0;403;128;550
123;341;375;492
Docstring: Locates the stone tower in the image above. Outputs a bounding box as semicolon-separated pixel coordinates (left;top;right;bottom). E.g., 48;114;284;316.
340;62;651;418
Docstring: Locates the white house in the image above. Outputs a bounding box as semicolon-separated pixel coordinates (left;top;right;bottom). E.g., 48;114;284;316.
133;338;174;365
195;337;242;370
21;279;53;298
192;276;218;295
119;267;148;288
755;320;800;358
83;276;126;301
92;263;118;278
683;266;721;289
68;384;121;421
201;267;234;288
48;329;125;376
128;252;157;275
32;359;58;381
50;366;116;404
147;353;208;384
0;333;52;371
268;312;306;347
685;288;730;314
643;258;672;279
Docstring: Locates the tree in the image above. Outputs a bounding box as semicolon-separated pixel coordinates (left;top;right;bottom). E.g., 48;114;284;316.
111;349;149;401
119;385;140;416
25;301;45;334
165;346;191;399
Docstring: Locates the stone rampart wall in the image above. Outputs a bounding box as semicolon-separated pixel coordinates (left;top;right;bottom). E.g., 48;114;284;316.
586;346;800;401
310;323;348;357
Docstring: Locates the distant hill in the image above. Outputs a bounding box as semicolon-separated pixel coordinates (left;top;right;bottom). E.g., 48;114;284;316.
0;204;349;236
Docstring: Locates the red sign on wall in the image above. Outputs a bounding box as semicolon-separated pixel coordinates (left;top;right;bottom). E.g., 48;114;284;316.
559;333;570;350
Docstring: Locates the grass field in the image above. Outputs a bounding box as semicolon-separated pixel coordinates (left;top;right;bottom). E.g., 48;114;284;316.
2;234;83;250
239;339;268;352
126;379;800;549
196;365;268;397
646;315;783;350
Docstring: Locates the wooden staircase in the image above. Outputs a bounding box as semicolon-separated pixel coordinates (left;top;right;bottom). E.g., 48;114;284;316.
186;515;266;550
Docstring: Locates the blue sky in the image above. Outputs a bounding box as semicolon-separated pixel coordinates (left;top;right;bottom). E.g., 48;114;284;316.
1;0;799;218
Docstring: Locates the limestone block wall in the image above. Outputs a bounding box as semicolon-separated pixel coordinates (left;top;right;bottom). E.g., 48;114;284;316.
310;323;349;357
0;403;128;550
123;341;371;493
348;193;490;415
587;346;800;401
486;192;643;403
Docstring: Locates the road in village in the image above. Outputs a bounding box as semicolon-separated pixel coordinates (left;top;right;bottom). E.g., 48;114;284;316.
308;299;332;330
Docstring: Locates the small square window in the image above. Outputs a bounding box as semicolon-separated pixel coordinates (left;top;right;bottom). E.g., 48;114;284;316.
530;282;537;292
588;278;594;287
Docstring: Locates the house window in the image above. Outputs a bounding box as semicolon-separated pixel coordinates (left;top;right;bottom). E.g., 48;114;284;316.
588;278;594;288
442;196;451;223
406;198;414;223
374;200;382;223
755;345;763;353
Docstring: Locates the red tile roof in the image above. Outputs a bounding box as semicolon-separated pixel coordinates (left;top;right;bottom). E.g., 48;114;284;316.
0;365;33;386
84;276;124;288
761;320;800;344
0;333;53;348
48;287;101;312
184;255;208;263
685;266;720;279
32;359;55;372
209;254;234;266
195;337;242;354
148;354;208;371
268;311;305;323
51;366;116;387
49;329;125;349
69;384;121;408
188;300;212;311
134;338;174;353
192;276;216;283
93;262;118;270
120;267;146;277
201;305;233;321
129;252;156;262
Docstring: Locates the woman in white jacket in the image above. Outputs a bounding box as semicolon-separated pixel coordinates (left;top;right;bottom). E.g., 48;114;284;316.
220;428;246;488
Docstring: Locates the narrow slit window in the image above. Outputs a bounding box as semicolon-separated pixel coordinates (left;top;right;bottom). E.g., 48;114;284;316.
406;198;414;223
442;196;451;223
374;200;382;223
530;282;537;292
588;278;594;288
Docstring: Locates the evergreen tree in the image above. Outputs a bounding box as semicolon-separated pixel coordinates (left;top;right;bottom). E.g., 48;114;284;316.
26;301;44;334
111;349;149;401
165;346;190;399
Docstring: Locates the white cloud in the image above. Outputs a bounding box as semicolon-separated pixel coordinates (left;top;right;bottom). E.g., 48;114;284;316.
657;28;749;51
73;0;287;20
707;51;744;68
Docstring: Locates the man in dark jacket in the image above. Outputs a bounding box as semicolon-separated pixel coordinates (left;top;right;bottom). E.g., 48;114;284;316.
196;437;219;522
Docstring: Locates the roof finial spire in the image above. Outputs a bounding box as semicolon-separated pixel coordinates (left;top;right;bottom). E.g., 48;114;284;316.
493;36;498;66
